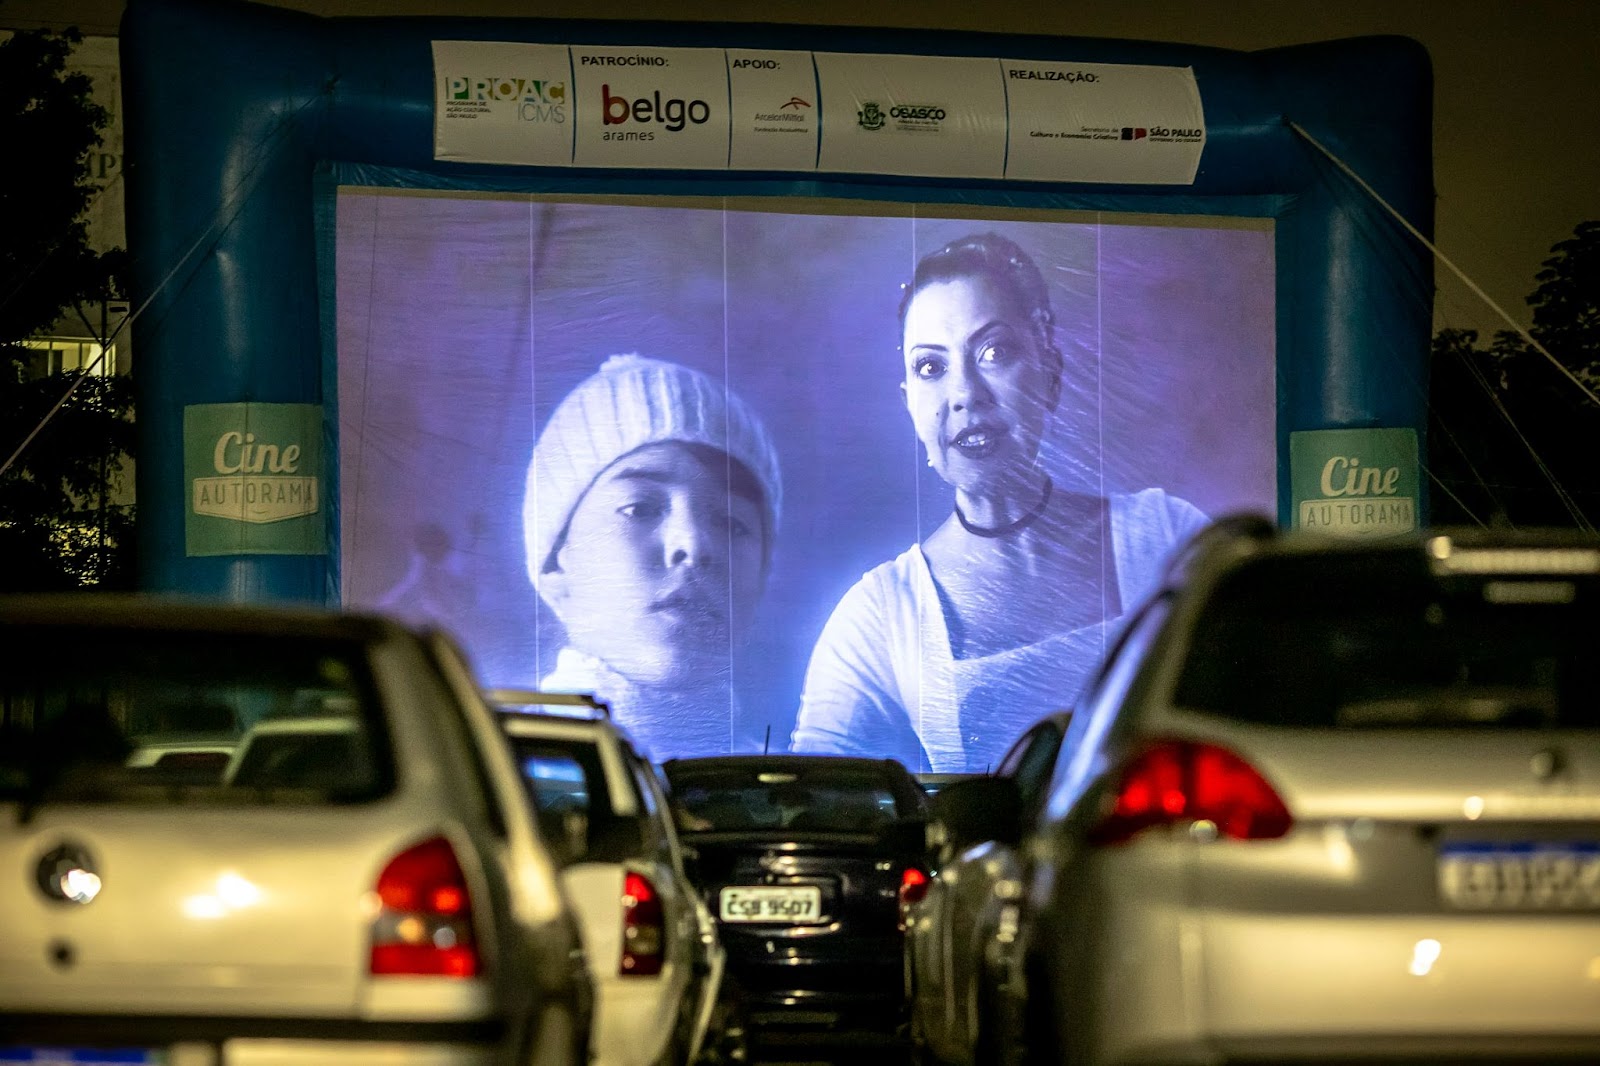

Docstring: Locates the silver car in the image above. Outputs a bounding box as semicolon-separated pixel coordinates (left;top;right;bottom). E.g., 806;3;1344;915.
0;596;590;1066
1009;526;1600;1065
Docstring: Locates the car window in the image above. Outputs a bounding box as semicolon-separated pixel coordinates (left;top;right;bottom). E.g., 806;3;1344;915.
622;751;680;867
1174;555;1600;730
1011;722;1065;817
506;734;648;863
229;727;372;791
0;627;392;805
995;728;1037;778
668;765;907;833
1048;597;1172;819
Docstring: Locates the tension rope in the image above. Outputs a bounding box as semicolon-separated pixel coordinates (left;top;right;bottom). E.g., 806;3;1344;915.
1289;121;1596;532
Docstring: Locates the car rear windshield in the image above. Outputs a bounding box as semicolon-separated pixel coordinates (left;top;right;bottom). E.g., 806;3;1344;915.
668;765;914;832
1174;553;1600;730
505;734;648;863
0;626;393;804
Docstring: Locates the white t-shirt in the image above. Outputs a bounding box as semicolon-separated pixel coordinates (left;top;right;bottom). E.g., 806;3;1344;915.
790;488;1208;772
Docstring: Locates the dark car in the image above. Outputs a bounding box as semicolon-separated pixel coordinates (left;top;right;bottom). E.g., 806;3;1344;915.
661;755;928;1043
906;713;1071;1066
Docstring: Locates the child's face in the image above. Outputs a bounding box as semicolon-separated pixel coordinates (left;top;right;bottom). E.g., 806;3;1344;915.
542;441;768;687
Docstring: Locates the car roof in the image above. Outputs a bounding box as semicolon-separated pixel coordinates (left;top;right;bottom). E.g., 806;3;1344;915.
129;732;240;748
662;754;923;798
663;754;910;774
1161;520;1600;601
485;688;610;717
242;716;361;736
498;711;615;742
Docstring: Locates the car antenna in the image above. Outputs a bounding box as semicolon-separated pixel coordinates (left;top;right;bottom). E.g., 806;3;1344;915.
763;725;771;755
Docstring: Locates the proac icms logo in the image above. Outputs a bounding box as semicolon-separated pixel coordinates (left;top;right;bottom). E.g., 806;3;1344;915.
193;431;318;524
443;76;567;124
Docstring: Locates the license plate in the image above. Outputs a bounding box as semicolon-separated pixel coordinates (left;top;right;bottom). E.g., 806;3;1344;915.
0;1052;165;1065
719;885;823;923
1439;843;1600;910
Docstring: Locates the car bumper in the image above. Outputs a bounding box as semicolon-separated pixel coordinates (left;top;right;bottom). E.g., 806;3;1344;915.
0;1015;514;1066
589;974;683;1066
1199;912;1600;1035
1035;841;1600;1066
728;955;905;1030
1057;907;1600;1065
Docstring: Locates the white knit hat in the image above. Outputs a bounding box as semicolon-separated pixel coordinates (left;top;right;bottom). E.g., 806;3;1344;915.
524;354;783;588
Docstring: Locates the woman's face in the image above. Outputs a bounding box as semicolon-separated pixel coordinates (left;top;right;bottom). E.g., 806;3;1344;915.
901;274;1061;496
541;441;767;687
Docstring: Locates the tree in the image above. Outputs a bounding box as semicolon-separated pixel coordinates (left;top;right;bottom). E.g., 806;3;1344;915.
0;27;134;591
1428;222;1600;529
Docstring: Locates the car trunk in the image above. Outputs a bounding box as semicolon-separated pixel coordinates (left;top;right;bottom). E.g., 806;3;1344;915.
688;830;906;949
1161;710;1600;916
0;801;441;1017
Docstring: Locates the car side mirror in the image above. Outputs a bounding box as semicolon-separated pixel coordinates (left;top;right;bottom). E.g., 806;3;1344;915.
930;776;1022;854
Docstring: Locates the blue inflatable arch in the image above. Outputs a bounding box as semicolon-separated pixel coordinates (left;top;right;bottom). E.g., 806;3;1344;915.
121;0;1432;604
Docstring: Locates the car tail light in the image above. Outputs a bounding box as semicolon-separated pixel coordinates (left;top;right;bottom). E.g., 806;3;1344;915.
1088;740;1292;846
621;871;664;977
899;866;930;907
369;836;480;977
897;866;930;932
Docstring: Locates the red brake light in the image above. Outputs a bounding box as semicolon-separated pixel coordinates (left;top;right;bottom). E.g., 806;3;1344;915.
1089;740;1292;846
369;836;480;977
621;871;664;977
899;866;930;907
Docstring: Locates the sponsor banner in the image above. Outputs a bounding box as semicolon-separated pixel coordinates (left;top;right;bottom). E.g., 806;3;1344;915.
1291;428;1419;538
1002;60;1205;184
727;49;819;171
433;41;573;166
184;403;326;556
813;52;1007;179
571;46;729;169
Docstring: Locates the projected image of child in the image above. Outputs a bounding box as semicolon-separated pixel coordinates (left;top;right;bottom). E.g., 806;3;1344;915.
523;355;782;759
791;234;1209;773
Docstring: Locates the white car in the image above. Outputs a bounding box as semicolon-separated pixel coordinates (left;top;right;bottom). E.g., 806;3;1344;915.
0;596;591;1066
125;734;237;784
491;690;726;1066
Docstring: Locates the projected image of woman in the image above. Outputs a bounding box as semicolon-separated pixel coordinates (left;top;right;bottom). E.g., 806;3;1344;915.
791;234;1208;773
524;354;782;760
